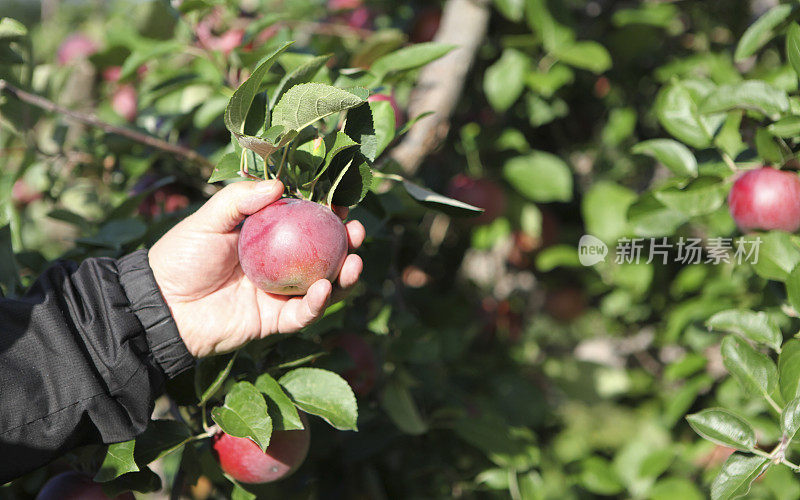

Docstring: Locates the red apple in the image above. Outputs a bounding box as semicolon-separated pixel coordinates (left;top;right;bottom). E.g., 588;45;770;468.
446;174;507;225
332;333;378;396
238;198;348;295
728;167;800;232
410;8;441;43
57;34;98;65
368;93;403;129
212;422;310;484
36;471;134;500
111;85;138;122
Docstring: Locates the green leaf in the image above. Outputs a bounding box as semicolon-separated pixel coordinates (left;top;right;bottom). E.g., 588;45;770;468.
686;409;756;450
120;41;181;81
779;339;800;402
484;49;530;111
100;468;161;498
720;335;778;398
768;116;800;138
502;151;573;202
580;457;625;495
134;420;193;464
254;373;304;431
582;181;636;243
707;310;782;352
0;18;27;42
631;139;698;177
210;381;272;451
526;0;574;51
279;367;358;431
225;41;293;134
653;176;726;217
735;4;795;62
748;232;800;282
316;131;359;182
452;416;539;470
232;484;257;500
290;136;326;181
782;397;800;441
554;40;612;74
379;377;428;435
401;179;484;217
700;81;789;118
711;453;770;500
272;83;365;132
327;152;373;207
612;4;680;30
269;54;332;110
343;102;390;162
627;193;688;237
651;478;703;500
370;42;456;82
655;79;722;149
786;264;800;319
493;0;524;21
787;23;800;77
526;64;574;98
195;352;237;405
95;441;138;482
208;153;241;183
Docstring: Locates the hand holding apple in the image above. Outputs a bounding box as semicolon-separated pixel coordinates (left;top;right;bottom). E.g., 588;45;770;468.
148;180;365;358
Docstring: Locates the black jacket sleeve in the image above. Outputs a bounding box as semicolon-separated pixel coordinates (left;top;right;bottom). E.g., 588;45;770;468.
0;249;195;483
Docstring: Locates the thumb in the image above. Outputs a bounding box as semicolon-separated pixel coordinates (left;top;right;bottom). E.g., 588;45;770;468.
193;180;284;233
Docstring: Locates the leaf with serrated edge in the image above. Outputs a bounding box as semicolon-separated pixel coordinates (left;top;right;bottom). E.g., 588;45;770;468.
631;139;698;177
711;453;770;500
782;397;800;441
779;340;800;402
720;335;778;398
279;368;358;431
686;408;756;450
735;4;794;61
208;153;241;183
255;373;304;431
225;41;293;134
269;54;333;110
94;441;138;482
272;83;365;132
210;382;272;451
707;310;782;352
195;352;237;404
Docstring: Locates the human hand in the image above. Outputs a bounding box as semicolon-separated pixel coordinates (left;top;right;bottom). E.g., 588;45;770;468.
148;180;365;358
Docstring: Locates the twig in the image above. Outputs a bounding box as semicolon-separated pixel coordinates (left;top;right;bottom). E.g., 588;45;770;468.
0;79;214;171
390;0;492;176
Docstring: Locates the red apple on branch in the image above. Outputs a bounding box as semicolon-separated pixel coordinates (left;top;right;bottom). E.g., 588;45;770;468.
728;166;800;233
212;421;311;484
238;199;348;295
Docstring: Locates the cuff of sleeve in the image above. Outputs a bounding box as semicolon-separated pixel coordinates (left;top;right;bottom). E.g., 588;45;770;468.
117;249;195;379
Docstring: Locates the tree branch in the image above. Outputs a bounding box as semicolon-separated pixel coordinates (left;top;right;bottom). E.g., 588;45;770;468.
0;79;214;171
390;0;492;176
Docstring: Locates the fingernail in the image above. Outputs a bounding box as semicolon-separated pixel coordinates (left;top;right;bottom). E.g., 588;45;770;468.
256;180;278;192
